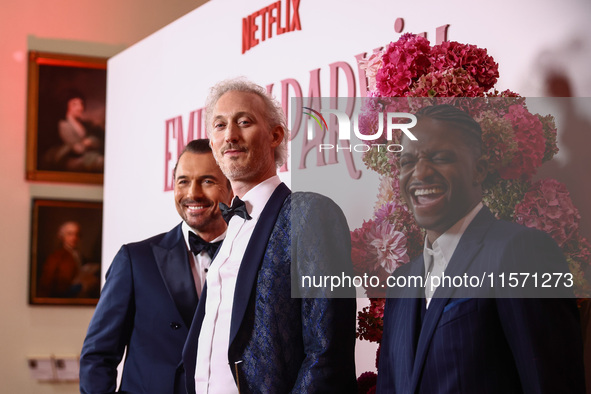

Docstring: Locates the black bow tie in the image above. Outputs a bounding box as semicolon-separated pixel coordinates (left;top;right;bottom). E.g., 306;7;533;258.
188;232;222;258
219;197;252;223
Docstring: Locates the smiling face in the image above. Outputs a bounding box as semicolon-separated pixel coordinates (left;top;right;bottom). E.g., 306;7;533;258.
209;90;283;195
399;117;486;243
174;151;232;241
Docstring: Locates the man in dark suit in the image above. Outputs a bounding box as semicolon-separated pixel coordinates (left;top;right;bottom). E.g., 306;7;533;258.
80;139;232;393
377;104;585;393
178;78;357;393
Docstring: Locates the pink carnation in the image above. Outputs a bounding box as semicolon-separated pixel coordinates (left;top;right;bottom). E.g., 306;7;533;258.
514;178;580;247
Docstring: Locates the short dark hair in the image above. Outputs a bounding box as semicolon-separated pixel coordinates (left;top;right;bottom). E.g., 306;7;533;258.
414;104;482;157
173;139;212;180
62;89;86;117
172;139;231;189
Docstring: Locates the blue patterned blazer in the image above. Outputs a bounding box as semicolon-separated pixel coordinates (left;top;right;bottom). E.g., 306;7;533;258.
80;223;198;393
377;206;585;393
178;183;357;394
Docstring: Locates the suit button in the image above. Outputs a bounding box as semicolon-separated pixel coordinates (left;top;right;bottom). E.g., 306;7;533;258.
170;322;182;330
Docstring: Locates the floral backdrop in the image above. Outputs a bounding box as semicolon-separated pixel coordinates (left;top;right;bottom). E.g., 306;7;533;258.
352;33;591;392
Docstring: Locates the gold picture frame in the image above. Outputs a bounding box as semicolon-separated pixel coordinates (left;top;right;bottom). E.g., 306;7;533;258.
26;51;107;184
29;199;103;305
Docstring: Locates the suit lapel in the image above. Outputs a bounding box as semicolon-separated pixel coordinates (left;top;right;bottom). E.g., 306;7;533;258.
229;182;291;346
152;224;198;328
406;257;425;366
410;207;495;392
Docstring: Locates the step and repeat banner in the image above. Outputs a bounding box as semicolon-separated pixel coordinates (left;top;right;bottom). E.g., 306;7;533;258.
103;0;591;371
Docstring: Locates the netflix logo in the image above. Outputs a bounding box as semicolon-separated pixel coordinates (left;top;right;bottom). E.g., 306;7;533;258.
242;0;302;54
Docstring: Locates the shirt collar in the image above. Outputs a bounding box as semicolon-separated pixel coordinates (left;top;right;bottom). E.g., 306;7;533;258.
423;202;483;272
236;175;281;221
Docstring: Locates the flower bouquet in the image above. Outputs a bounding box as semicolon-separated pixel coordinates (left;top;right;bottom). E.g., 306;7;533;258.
353;33;591;391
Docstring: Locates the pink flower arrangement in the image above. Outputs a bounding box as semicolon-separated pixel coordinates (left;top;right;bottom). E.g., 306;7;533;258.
514;179;580;248
375;33;432;97
357;298;386;342
430;41;499;90
350;218;409;298
353;33;590;392
357;371;378;394
367;33;498;98
409;68;484;97
498;104;547;180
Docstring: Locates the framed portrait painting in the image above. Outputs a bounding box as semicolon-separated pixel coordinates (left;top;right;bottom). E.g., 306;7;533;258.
29;199;103;306
26;51;107;184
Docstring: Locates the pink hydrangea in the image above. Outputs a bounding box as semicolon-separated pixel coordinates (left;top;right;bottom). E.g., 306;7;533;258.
478;111;518;174
498;104;546;180
514;178;580;247
375;34;432;97
409;68;484;97
430;41;499;90
357;98;387;144
537;114;559;162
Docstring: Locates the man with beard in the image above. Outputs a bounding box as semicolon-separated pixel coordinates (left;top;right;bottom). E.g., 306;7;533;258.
80;139;232;393
178;78;357;393
376;104;584;393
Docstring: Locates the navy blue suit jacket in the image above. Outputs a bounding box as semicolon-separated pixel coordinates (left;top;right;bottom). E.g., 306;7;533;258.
80;224;198;393
377;206;585;393
178;183;357;393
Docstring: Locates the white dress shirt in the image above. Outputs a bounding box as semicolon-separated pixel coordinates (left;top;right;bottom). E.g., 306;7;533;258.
195;176;281;393
182;221;225;298
424;202;483;308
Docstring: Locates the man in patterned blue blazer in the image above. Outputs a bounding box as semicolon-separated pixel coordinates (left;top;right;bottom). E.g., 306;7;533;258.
177;78;357;393
80;140;232;393
377;105;585;393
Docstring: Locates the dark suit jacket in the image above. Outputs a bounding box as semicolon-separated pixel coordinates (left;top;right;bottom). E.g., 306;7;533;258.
80;223;198;394
178;183;357;393
377;206;585;393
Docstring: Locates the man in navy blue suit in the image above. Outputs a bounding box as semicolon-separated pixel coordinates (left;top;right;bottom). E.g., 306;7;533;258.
178;78;357;393
377;104;585;393
80;139;232;393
